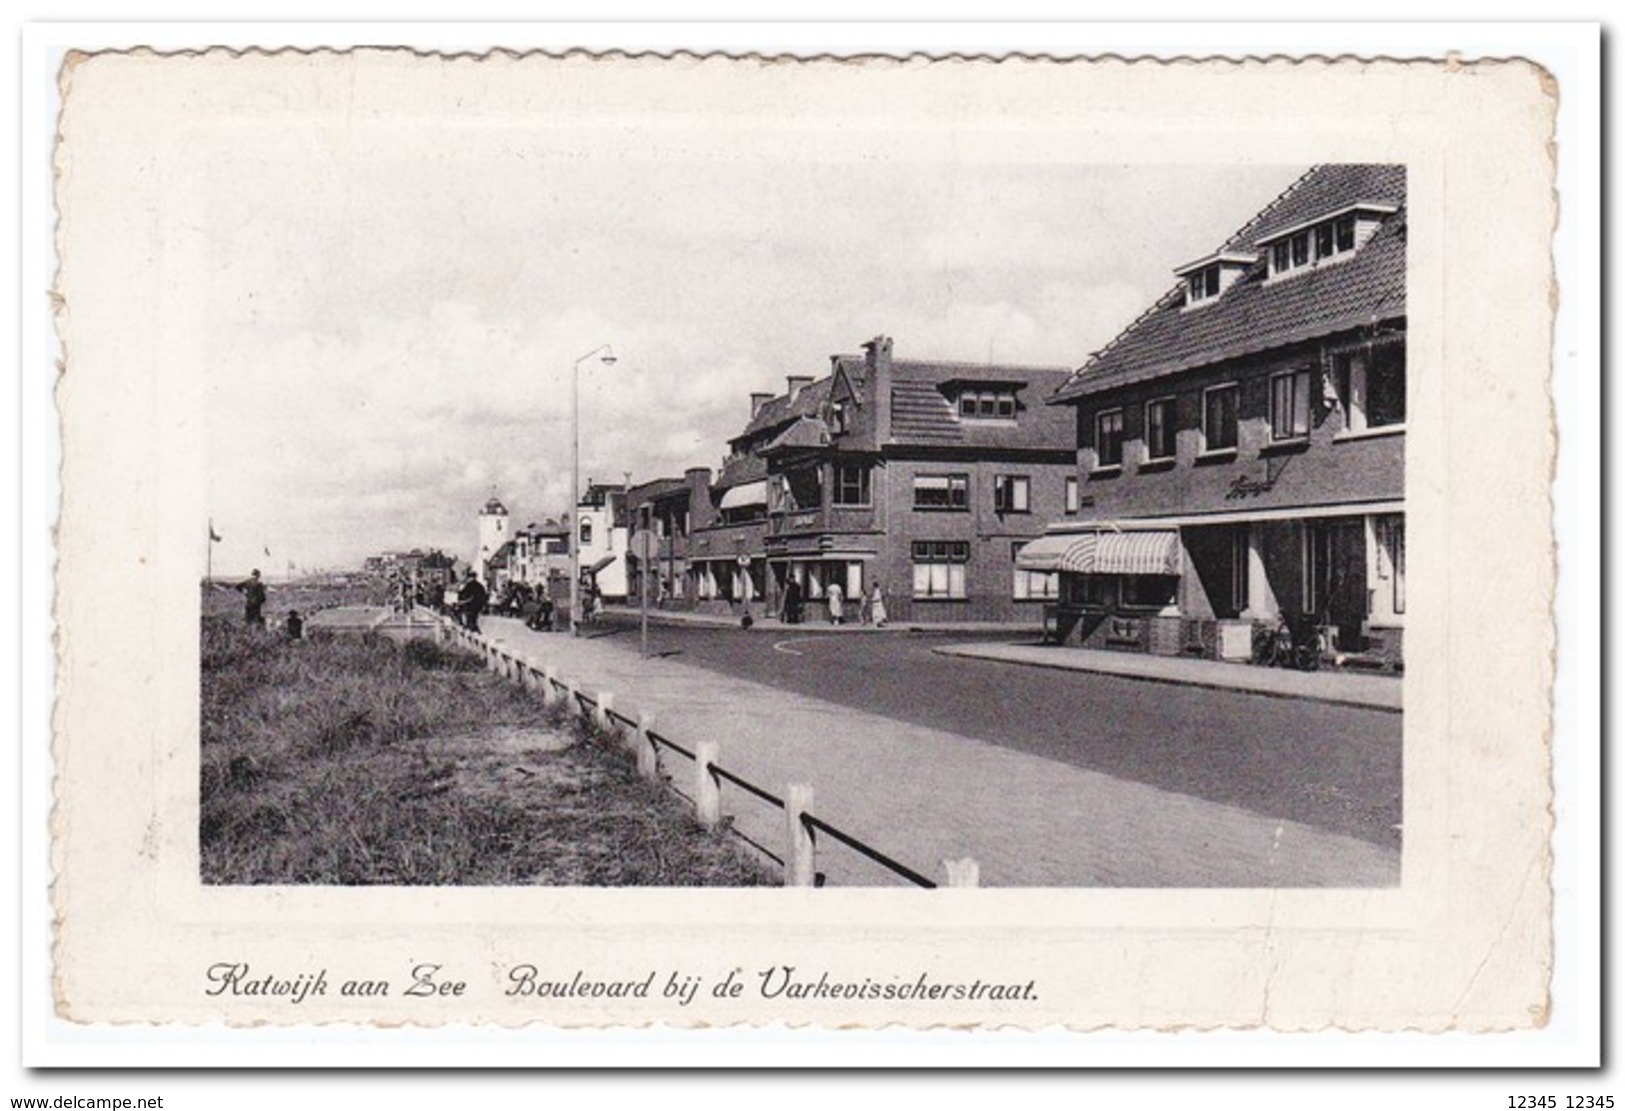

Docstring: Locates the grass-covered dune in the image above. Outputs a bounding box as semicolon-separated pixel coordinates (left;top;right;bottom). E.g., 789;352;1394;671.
200;616;771;887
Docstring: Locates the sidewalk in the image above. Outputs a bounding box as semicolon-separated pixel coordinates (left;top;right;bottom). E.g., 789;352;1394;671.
599;603;1038;637
932;643;1403;713
473;616;1399;889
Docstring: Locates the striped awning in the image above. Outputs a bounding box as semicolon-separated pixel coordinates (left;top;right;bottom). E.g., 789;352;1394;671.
1015;532;1099;573
718;480;768;510
1094;530;1182;576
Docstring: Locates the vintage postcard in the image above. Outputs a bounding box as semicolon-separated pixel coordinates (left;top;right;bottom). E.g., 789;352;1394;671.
48;45;1557;1034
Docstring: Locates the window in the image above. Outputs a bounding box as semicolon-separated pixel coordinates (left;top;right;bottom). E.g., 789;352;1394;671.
1095;409;1125;468
912;541;969;599
1303;522;1328;614
578;518;593;546
958;389;1017;420
1270;369;1312;441
1202;384;1239;453
1315;221;1335;258
1375;515;1406;617
1290;231;1310;267
994;475;1030;514
1145;397;1177;460
830;400;850;435
913;474;969;511
1231;526;1251;616
1335;343;1407;432
1186;265;1221;303
767;475;792;514
1122;575;1178;610
1335;213;1357;252
1269;211;1374;277
833;462;871;506
1064;476;1080;514
1011;542;1058;600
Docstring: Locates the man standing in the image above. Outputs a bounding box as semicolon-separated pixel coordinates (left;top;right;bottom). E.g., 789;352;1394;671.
235;569;268;627
457;569;489;633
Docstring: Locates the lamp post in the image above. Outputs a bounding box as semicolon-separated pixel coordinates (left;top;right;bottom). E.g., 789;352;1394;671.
640;501;652;658
571;343;617;637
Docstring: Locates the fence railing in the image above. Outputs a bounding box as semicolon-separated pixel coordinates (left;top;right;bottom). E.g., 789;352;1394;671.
437;617;979;888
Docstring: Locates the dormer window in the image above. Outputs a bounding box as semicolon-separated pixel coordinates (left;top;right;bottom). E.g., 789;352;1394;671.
1186;265;1220;303
1175;251;1256;308
958;388;1017;420
1261;203;1396;278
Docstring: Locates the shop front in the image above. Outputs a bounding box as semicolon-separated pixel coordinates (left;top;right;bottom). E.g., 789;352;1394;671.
1022;509;1403;667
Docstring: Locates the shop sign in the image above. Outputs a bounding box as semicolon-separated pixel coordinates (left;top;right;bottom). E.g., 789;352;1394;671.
1225;474;1278;501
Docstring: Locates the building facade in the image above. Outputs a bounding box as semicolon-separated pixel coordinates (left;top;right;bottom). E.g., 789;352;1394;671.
687;336;1076;624
1031;164;1406;667
511;518;572;589
575;482;630;601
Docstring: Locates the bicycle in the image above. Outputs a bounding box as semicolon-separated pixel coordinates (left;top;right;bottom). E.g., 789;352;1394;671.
1252;617;1320;671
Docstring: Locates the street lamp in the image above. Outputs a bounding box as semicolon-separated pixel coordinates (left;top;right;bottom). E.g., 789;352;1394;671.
571;343;617;637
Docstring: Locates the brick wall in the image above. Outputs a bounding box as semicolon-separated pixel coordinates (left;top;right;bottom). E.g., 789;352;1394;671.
1069;337;1404;522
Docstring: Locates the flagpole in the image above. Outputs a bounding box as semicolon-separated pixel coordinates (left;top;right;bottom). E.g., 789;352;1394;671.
206;519;213;586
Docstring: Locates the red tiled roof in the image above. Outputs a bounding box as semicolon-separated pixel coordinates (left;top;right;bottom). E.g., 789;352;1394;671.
1051;164;1406;403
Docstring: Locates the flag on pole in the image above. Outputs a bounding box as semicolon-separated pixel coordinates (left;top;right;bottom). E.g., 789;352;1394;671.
208;522;221;543
264;545;272;557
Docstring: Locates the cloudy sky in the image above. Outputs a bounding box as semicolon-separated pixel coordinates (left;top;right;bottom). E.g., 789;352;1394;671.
197;75;1299;575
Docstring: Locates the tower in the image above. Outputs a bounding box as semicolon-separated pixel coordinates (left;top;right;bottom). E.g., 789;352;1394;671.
476;496;509;582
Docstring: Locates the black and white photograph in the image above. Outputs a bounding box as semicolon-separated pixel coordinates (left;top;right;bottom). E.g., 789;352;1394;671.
196;158;1406;891
40;36;1575;1050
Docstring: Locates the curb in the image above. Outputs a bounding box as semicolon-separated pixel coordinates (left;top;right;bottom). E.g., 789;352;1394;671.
930;645;1403;714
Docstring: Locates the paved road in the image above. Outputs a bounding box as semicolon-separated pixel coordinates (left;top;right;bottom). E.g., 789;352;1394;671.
585;615;1401;850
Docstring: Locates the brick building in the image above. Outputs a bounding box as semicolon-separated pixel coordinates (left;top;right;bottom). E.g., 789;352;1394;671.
687;336;1076;624
1029;164;1406;666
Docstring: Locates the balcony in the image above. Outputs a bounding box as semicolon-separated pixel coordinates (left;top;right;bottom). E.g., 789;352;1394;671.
769;504;877;536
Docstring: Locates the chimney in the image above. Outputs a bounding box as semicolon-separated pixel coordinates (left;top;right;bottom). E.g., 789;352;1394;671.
750;392;774;419
786;376;814;401
863;334;894;373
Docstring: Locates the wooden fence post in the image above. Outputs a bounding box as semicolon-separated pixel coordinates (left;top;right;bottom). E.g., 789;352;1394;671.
693;739;721;828
565;681;580;721
596;691;614;732
541;667;559;707
784;783;816;888
944;858;981;888
635;713;659;781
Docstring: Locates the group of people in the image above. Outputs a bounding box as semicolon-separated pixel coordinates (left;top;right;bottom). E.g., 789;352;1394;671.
779;579;887;627
232;569;304;640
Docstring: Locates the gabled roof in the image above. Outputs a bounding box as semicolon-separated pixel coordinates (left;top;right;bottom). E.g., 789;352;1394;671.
1051;164;1406;403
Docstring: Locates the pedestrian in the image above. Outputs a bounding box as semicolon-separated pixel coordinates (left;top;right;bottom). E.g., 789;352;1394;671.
781;577;803;625
456;569;488;633
826;580;845;625
283;609;304;640
234;569;268;627
869;582;888;628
